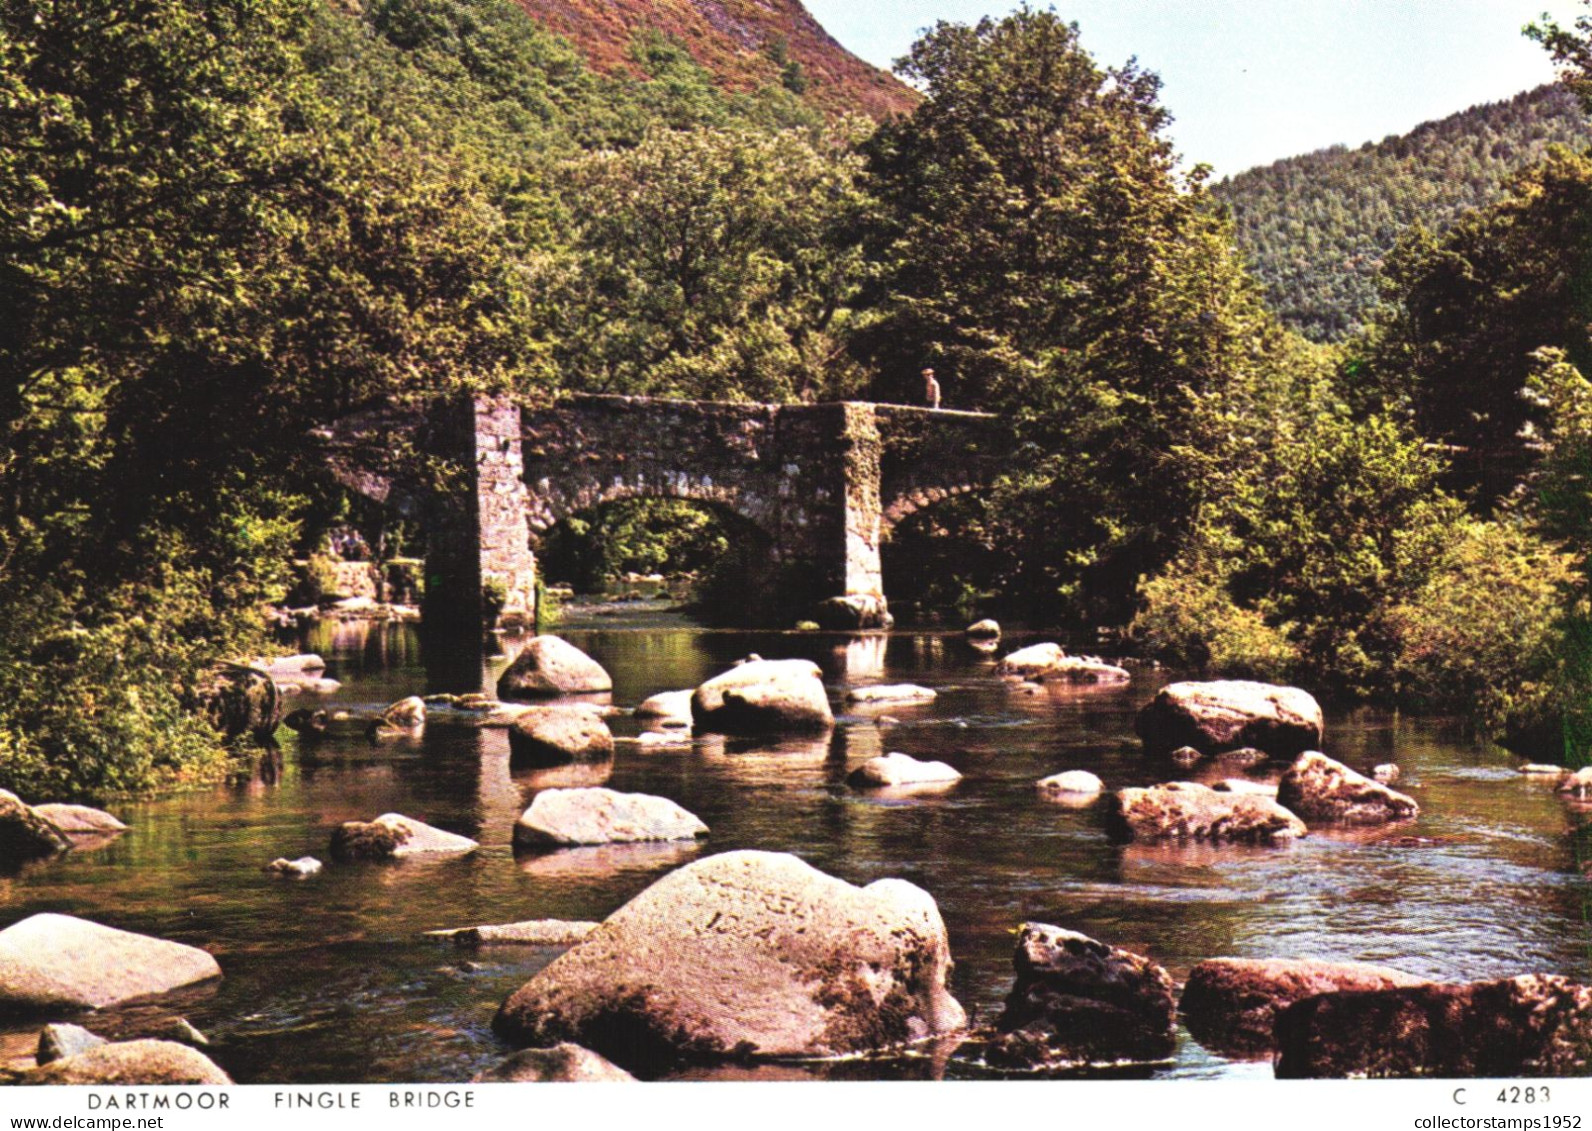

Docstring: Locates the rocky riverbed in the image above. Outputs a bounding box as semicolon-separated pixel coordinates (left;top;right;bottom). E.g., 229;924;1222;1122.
0;615;1587;1082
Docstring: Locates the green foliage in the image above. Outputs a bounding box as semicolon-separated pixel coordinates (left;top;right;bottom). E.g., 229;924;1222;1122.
533;576;561;635
1212;84;1592;341
1134;366;1470;698
860;7;1304;623
540;500;734;592
549;122;873;402
1132;566;1299;679
1362;149;1592;505
0;538;264;801
0;0;533;797
301;551;343;606
1384;519;1576;723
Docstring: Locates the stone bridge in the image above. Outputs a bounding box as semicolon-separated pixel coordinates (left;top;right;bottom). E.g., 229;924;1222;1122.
319;394;1007;634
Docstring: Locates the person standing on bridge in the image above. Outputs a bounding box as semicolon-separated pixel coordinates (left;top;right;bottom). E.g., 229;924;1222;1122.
922;367;941;410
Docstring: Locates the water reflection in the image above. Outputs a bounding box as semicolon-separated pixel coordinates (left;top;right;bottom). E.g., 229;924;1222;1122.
0;619;1585;1083
513;840;702;880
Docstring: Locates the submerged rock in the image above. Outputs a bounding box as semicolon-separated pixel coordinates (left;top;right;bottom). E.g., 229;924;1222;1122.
329;814;477;861
691;659;834;735
380;695;426;730
1106;782;1307;845
813;594;892;630
845;684;937;705
633;689;694;726
636;729;692;748
1520;763;1569;777
492;850;966;1070
1211;779;1278;797
1036;770;1104;796
1136;680;1323;758
427;920;600;947
983;923;1176;1069
472;1043;636;1083
1276;751;1418;825
1275;974;1592;1078
996;643;1129;683
497;636;613;699
0;913;221;1012
22;1040;230;1085
507;706;615;767
1558;767;1592;797
1372;763;1401;785
264;856;322;878
1181;957;1424;1059
512;788;708;848
848;752;961;788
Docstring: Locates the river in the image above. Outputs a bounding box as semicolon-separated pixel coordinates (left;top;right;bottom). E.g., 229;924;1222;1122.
1;605;1587;1082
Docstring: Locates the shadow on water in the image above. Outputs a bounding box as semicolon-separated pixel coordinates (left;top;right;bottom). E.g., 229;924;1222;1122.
0;617;1589;1081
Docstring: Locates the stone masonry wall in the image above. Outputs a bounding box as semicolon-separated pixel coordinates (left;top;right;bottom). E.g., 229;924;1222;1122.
322;393;1004;635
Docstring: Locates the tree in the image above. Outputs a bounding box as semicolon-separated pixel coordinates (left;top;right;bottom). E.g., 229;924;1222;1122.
1363;149;1592;505
0;0;536;798
550;123;873;402
857;6;1292;622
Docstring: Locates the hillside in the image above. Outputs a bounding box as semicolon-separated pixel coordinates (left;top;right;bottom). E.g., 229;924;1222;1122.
1212;84;1592;341
509;0;917;120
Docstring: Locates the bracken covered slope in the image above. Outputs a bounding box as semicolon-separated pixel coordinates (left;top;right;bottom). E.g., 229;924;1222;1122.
510;0;918;119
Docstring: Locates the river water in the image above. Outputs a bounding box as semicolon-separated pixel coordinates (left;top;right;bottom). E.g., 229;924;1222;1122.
1;606;1588;1082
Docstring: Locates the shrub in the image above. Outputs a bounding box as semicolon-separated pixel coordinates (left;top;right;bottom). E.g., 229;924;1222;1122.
1131;563;1299;680
1385;520;1576;723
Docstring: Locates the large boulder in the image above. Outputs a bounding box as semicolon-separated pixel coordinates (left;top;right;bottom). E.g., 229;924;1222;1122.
1036;770;1104;796
195;662;281;740
1136;680;1323;758
472;1043;636;1083
0;792;69;866
847;752;961;788
29;804;125;837
996;643;1129;684
329;814;478;861
0;913;221;1012
1275;975;1592;1078
512;788;708;848
492;850;966;1070
813;594;892;630
380;695;426;730
1276;751;1419;825
1181;957;1425;1059
497;636;612;699
983;923;1176;1069
1106;782;1307;845
691;659;834;735
507;706;615;767
22;1040;230;1085
633;689;694;727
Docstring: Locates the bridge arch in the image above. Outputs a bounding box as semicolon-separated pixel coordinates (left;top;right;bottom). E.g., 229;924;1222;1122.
319;393;1008;636
881;482;986;536
523;471;780;545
